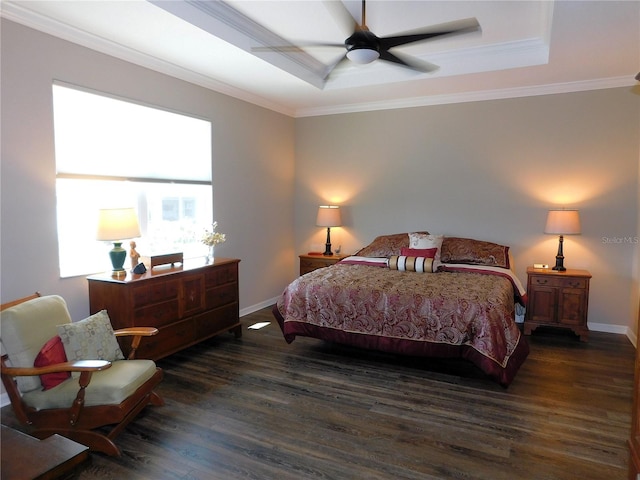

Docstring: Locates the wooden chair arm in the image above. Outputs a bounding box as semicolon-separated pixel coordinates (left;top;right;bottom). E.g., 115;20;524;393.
114;327;159;337
113;327;158;360
1;359;111;377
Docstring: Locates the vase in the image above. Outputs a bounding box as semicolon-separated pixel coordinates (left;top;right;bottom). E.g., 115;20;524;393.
206;245;215;264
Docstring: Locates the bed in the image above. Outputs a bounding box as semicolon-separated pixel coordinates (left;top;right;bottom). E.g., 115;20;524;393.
273;232;529;387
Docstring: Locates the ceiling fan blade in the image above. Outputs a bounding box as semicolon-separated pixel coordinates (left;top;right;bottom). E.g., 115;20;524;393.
380;17;480;50
378;50;439;73
322;0;360;36
252;42;345;54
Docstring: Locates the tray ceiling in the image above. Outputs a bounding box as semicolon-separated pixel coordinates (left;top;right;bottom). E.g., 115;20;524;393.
2;1;638;117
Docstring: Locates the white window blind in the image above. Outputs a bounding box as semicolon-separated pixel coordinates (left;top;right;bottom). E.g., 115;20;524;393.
53;83;211;182
53;83;213;277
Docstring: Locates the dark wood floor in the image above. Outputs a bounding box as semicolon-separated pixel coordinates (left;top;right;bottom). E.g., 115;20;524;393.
2;307;636;480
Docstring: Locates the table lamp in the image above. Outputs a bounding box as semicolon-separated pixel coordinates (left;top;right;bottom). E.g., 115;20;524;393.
316;205;342;256
96;207;141;274
544;209;581;271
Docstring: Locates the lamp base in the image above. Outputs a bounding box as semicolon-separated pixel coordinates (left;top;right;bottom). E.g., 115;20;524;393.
108;242;127;273
552;235;566;271
323;227;333;256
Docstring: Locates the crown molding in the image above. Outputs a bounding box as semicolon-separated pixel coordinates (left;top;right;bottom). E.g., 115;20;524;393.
0;2;297;117
295;76;636;117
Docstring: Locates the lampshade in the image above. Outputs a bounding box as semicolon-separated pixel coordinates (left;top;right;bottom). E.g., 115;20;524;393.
316;205;342;227
346;47;380;64
96;208;141;241
544;209;581;235
97;207;141;274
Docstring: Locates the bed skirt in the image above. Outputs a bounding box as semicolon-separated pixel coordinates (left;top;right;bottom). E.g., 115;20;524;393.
272;305;529;387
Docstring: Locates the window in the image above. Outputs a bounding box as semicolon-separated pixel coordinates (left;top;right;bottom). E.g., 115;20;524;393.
53;83;213;277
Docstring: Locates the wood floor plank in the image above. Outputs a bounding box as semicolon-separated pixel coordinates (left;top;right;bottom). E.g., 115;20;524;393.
2;307;635;479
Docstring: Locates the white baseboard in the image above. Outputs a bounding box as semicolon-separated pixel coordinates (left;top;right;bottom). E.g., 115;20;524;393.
589;322;637;348
589;322;629;335
239;296;279;318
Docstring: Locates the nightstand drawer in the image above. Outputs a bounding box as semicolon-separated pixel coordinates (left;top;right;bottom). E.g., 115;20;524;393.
300;257;331;270
529;275;587;289
299;254;347;275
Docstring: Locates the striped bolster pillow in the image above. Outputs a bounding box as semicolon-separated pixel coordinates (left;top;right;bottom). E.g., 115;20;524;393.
388;255;434;273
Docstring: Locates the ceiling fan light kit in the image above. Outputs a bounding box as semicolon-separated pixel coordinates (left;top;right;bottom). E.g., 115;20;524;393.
347;47;380;64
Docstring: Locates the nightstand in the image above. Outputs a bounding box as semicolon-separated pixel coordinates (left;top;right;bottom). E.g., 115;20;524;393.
299;254;348;275
524;266;591;342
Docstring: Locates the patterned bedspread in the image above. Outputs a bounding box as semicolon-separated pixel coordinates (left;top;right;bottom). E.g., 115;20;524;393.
274;263;529;386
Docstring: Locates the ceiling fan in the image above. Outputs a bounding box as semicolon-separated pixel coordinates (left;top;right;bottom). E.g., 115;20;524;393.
253;0;481;81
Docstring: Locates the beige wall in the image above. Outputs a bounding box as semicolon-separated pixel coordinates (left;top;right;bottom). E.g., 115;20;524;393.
295;90;640;333
2;18;639;338
0;20;296;321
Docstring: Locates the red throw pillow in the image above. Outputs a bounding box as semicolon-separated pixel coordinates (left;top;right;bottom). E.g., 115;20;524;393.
400;247;437;258
34;335;70;390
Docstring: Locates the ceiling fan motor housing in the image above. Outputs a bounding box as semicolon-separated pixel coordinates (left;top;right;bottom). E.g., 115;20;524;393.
346;30;380;64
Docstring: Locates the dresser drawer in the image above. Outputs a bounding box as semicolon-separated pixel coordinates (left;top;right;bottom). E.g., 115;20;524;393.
194;303;239;339
132;280;179;308
205;283;237;310
133;300;180;328
205;263;237;287
136;318;195;360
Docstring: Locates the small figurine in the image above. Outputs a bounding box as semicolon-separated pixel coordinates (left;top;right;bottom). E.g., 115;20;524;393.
129;240;140;268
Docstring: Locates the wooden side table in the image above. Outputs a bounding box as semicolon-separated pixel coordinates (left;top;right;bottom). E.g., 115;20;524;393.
1;425;89;480
524;266;591;342
299;254;348;275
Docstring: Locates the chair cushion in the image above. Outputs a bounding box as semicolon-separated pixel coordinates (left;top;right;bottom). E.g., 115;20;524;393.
33;336;70;390
1;295;72;393
22;359;158;410
57;310;124;368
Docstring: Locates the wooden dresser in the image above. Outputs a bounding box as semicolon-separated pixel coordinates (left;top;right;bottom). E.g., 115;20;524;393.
524;266;591;342
88;258;240;360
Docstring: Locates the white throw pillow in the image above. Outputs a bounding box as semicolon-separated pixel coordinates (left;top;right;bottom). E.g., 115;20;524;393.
408;233;444;271
57;310;124;368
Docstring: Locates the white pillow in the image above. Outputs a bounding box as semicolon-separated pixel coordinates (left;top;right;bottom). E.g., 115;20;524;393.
408;233;444;271
57;310;124;367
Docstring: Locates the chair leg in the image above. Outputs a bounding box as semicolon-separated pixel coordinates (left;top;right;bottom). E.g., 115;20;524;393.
32;428;121;457
31;389;164;456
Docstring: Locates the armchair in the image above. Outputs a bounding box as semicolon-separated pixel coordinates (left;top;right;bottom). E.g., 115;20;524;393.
0;293;164;456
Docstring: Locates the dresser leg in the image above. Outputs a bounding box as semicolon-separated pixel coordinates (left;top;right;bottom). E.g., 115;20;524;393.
231;325;242;338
